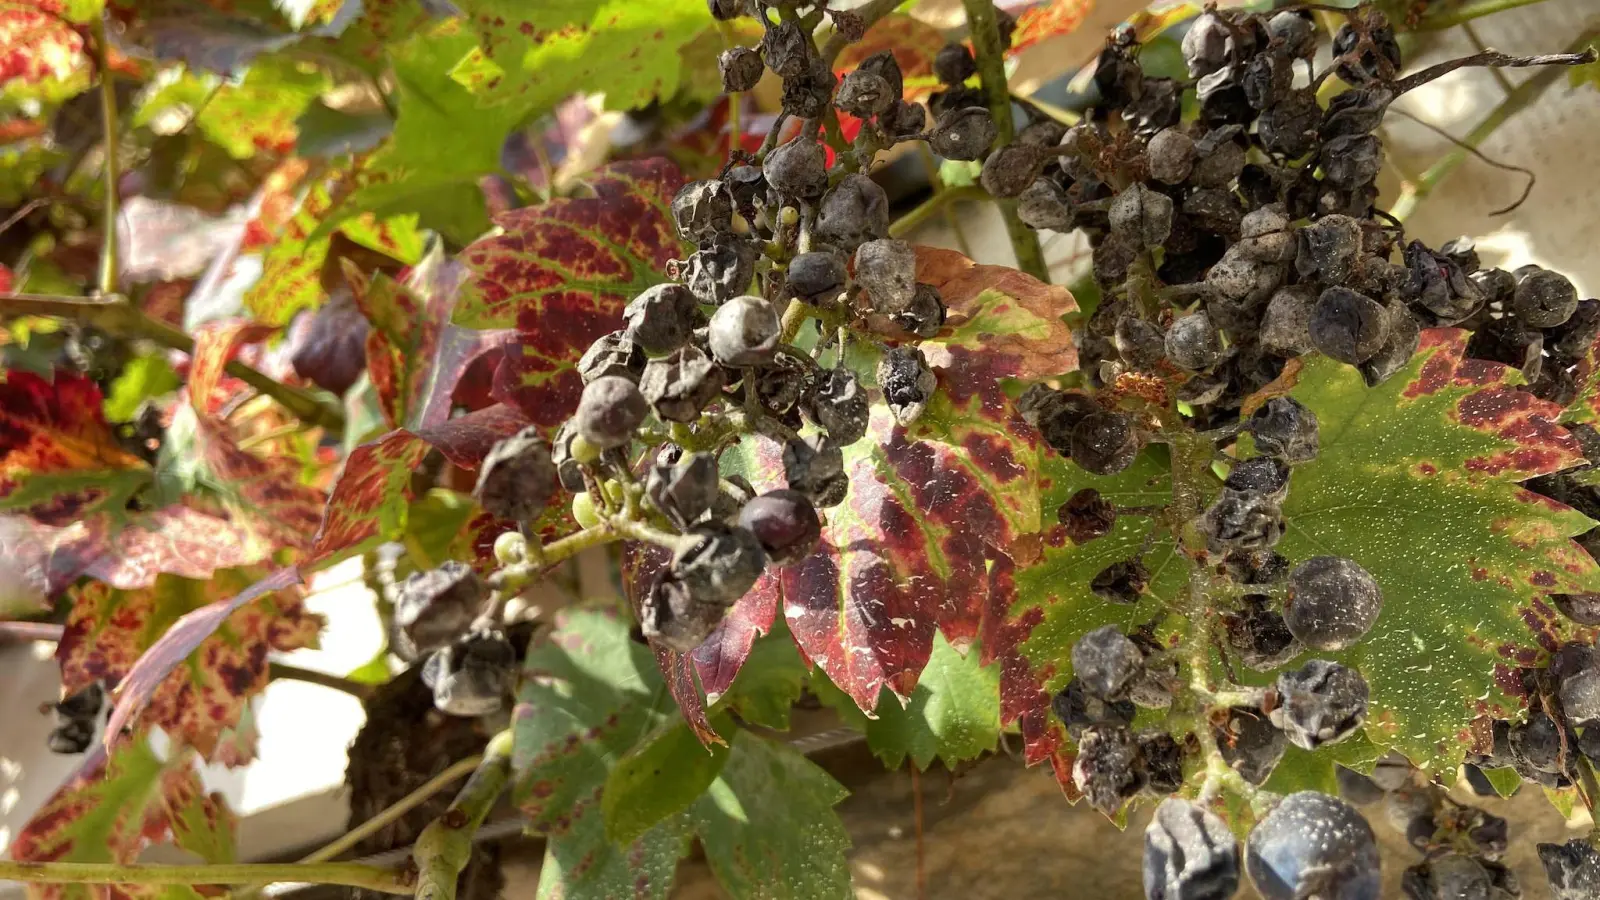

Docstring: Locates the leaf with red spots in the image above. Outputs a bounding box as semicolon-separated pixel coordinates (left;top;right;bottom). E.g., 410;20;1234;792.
306;405;529;565
453;0;706;121
455;158;687;426
1563;331;1600;426
835;13;946;102
0;370;150;524
187;415;326;555
131;55;330;160
997;328;1600;785
0;0;98;106
1008;0;1096;55
60;569;321;760
510;608;691;896
9;736;236;900
103;565;306;752
342;263;438;429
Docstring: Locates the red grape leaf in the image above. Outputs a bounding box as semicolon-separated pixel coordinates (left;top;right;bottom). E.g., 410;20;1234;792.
104;565;305;749
1008;0;1095;55
454;158;686;427
1563;331;1600;425
0;370;150;524
342;262;443;429
61;568;321;760
691;572;781;705
835;14;946;102
306;405;529;565
190;416;326;554
0;0;96;106
10;737;236;900
186;320;277;419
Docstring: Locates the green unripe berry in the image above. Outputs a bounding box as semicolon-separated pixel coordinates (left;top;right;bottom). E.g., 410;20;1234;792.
602;480;627;508
569;432;603;465
572;492;601;529
493;531;527;567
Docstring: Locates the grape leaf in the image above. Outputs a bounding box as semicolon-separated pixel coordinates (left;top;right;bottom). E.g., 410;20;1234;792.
306;404;529;564
1563;330;1600;425
103;355;181;421
187;414;326;554
691;572;782;706
1253;330;1600;773
341;261;444;429
0;370;150;524
454;158;686;426
835;14;946;102
815;630;1002;770
59;568;322;758
997;329;1600;784
1009;0;1096;55
0;0;97;106
453;0;705;116
712;619;807;731
537;801;690;900
134;56;330;159
688;730;853;900
104;565;304;746
602;716;729;846
618;540;723;746
294;100;393;159
915;246;1079;389
325;21;526;246
9;737;236;900
1;138;68;205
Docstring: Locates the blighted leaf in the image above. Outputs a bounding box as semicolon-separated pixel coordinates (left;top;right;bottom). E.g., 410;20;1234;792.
134;56;329;159
0;370;150;524
712;619;806;731
815;630;1001;770
9;737;236;900
688;731;852;900
537;798;690;900
306;405;528;564
342;262;442;428
455;158;686;425
186;319;276;418
327;21;525;245
1563;331;1600;425
834;14;945;102
691;572;781;705
105;565;304;746
511;608;673;830
991;446;1180;762
602;716;729;846
60;569;321;758
620;540;721;746
1009;0;1095;55
454;0;705;116
189;415;326;553
0;1;95;105
1251;329;1600;773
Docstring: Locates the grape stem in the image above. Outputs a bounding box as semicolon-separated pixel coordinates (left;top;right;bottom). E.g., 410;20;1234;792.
0;861;411;895
957;0;1049;283
0;291;346;432
887;186;987;239
267;661;372;700
1413;0;1564;30
411;730;513;900
90;14;118;297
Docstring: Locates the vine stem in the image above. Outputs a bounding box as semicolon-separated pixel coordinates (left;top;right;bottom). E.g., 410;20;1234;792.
1388;29;1597;222
0;861;411;895
91;14;118;296
0;292;346;432
267;661;373;700
412;731;513;900
888;186;986;239
303;754;484;865
958;0;1049;282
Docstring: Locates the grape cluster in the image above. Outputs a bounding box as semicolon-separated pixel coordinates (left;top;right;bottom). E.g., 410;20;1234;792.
1016;7;1600;898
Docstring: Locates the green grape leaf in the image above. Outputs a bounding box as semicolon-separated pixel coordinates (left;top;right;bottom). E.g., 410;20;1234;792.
57;569;322;759
1480;765;1522;798
1261;732;1383;796
537;801;690;900
241;170;425;326
602;716;730;846
454;158;686;426
511;608;674;830
998;329;1600;788
134;57;330;159
294;100;393;159
689;731;853;900
104;354;182;422
1;138;68;205
454;0;705;116
9;737;236;900
815;630;1002;770
326;21;526;245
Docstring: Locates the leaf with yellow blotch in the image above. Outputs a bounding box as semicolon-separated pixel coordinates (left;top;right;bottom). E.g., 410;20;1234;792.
60;568;321;759
0;0;102;106
9;736;236;900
